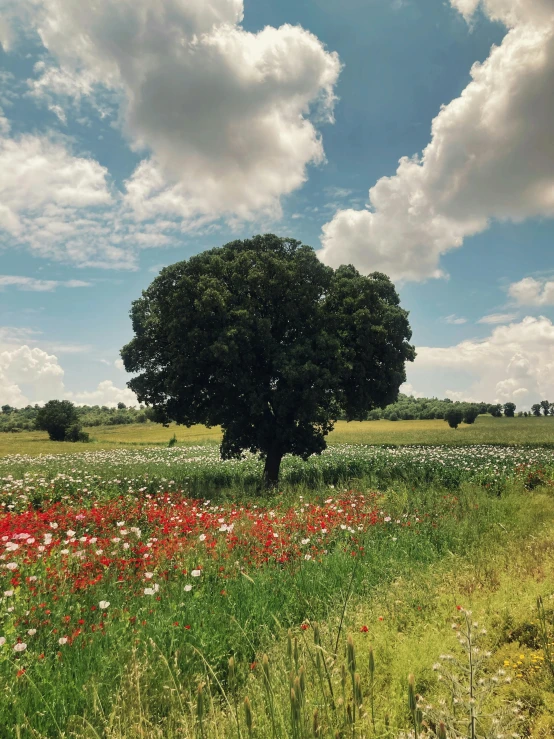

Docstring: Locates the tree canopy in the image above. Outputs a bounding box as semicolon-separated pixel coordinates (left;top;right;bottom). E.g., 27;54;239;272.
121;234;415;484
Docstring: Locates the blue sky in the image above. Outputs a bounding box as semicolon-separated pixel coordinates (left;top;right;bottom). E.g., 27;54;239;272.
1;0;553;408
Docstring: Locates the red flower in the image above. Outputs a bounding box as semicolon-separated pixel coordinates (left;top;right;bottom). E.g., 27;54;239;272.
301;623;309;631
360;625;369;633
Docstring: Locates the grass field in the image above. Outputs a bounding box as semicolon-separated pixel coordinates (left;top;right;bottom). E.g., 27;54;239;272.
2;415;554;457
1;419;554;737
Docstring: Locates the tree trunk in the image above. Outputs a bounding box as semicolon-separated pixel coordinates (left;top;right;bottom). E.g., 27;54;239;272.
263;442;283;489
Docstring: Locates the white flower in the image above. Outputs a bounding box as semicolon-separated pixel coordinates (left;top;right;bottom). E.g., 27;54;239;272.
58;637;68;645
49;522;58;529
99;601;110;610
4;590;13;597
13;642;27;652
66;530;76;537
184;584;193;592
60;549;69;555
6;562;17;571
191;569;201;577
27;629;36;636
0;637;5;646
144;587;155;596
199;534;206;542
28;576;37;582
301;538;310;545
144;572;154;579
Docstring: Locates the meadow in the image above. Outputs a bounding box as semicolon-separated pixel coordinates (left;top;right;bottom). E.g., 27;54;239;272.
0;419;553;737
2;415;554;458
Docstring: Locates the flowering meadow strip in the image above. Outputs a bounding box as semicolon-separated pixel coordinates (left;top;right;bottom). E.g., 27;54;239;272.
0;491;448;658
2;444;553;511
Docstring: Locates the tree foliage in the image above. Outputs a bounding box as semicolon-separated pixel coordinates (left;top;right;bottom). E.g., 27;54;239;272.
444;407;464;429
35;400;81;442
121;234;415;484
503;402;516;418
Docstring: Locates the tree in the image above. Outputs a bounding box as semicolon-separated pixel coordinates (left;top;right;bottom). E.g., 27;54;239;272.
488;404;503;417
462;406;479;425
531;403;542;417
540;400;550;416
117;402;126;410
121;235;415;486
1;405;12;414
503;402;516;418
35;400;79;441
445;407;464;429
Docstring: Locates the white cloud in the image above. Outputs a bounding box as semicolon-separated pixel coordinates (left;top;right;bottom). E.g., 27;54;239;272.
508;276;554;306
0;275;91;291
0;108;9;135
4;0;341;230
114;358;124;370
407;316;554;406
0;341;136;407
320;0;554;280
0;130;178;268
0;345;65;405
444;314;468;325
66;380;136;407
477;312;518;324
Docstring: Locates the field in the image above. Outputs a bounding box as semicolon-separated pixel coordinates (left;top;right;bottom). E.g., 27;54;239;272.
2;415;554;458
1;424;554;737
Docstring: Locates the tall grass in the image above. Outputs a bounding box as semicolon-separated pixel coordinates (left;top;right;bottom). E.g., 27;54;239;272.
2;479;553;736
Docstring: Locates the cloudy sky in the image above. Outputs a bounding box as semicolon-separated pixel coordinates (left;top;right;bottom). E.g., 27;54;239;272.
1;0;553;409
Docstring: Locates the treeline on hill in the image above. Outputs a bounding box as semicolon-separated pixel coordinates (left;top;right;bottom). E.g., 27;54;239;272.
341;395;554;422
1;395;553;434
0;402;156;433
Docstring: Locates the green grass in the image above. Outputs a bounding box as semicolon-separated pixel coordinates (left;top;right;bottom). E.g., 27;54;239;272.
2;415;554;457
4;480;552;738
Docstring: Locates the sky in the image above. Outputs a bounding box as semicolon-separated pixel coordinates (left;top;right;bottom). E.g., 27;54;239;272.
0;0;553;409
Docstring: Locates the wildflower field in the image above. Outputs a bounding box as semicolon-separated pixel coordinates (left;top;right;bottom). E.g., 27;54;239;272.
1;441;554;737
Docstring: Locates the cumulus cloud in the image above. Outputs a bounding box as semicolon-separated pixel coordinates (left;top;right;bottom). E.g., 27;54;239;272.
0;275;92;291
0;345;65;405
2;0;340;235
0;126;178;268
508;276;554;306
408;316;554;405
0;337;136;407
320;0;554;280
66;380;137;407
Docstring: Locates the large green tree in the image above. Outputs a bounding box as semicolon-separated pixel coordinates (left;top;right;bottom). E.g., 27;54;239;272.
121;235;415;485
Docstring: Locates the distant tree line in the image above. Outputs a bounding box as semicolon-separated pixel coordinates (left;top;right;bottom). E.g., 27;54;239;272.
340;395;554;423
0;402;157;433
1;394;553;437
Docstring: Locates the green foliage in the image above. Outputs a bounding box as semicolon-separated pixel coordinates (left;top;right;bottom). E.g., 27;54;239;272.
488;404;503;417
532;404;542;417
35;400;79;441
503;402;516;417
64;423;90;443
121;234;415;483
540;399;551;416
463;405;480;424
444;407;464;429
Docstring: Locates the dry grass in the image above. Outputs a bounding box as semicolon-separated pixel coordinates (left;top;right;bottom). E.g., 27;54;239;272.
2;415;554;457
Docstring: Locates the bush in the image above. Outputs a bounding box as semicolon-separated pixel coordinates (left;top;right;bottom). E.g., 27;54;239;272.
463;406;479;425
389;412;399;421
444;407;463;429
36;400;79;441
65;423;90;443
